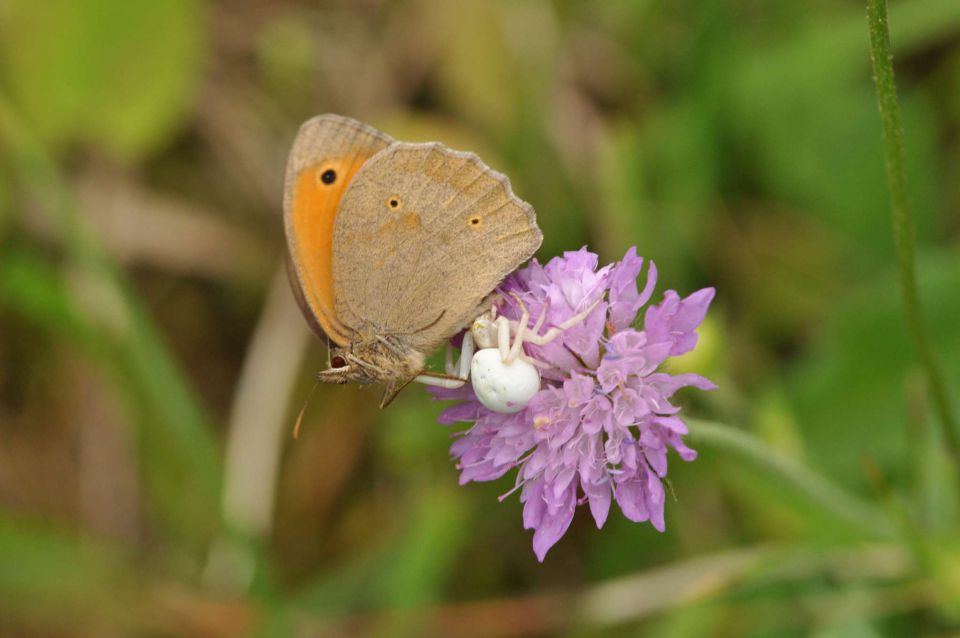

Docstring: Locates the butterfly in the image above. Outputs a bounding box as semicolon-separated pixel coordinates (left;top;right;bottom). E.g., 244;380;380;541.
283;115;542;406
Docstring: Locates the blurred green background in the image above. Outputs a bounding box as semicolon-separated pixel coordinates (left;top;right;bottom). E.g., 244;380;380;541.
1;0;960;636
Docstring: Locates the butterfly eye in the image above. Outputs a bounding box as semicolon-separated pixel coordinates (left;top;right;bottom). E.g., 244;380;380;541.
331;355;347;368
320;169;337;185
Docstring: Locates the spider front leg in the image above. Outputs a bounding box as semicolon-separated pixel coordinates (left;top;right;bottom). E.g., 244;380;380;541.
495;315;552;370
521;296;603;347
413;331;475;389
493;293;552;370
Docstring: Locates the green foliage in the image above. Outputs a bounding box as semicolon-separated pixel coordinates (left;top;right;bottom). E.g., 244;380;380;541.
0;516;140;633
788;252;960;489
0;0;959;635
0;0;202;160
0;102;222;557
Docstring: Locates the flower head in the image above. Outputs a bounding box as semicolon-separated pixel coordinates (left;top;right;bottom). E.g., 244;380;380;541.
432;247;716;561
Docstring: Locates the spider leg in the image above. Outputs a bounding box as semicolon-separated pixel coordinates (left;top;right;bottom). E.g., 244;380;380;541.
413;372;466;389
496;316;512;362
444;342;456;375
516;351;553;369
458;331;475;379
530;297;549;335
523;297;603;346
414;332;474;388
503;292;530;363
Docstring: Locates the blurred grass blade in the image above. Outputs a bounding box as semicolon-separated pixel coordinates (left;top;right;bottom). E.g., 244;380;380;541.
287;543;917;636
0;98;222;555
866;0;960;458
0;514;140;632
0;247;98;343
863;460;960;618
687;419;894;537
292;483;469;617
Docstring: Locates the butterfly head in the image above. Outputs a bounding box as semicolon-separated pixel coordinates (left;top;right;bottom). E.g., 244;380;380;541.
318;337;425;387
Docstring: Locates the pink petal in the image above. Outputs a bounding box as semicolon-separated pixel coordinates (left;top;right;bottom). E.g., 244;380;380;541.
531;486;576;562
614;481;650;523
582;475;612;529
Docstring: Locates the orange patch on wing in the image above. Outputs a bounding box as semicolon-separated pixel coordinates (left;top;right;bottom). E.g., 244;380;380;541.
290;156;370;346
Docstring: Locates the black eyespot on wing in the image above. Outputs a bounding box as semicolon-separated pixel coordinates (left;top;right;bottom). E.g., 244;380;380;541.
321;169;337;185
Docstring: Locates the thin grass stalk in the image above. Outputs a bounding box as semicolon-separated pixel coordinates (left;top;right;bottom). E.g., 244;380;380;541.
866;0;960;458
688;419;894;537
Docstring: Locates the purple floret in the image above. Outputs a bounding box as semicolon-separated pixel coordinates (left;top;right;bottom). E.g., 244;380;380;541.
431;247;716;561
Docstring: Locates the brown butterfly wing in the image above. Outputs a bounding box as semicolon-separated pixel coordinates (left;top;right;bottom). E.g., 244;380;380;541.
283;114;393;346
331;142;542;353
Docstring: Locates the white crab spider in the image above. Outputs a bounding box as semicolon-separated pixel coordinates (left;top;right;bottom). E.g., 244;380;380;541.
415;293;602;413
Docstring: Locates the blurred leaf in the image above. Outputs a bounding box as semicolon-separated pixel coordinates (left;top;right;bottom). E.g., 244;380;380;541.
377;395;450;475
729;84;936;268
113;283;224;557
725;0;960;268
0;0;202;160
430;0;517;133
813;618;883;638
688;419;893;540
0;101;222;556
292;485;469;615
374;485;469;609
598;92;717;286
649;604;727;638
0;248;223;557
0;160;11;236
256;14;318;116
750;388;806;461
0;0;959;634
508;121;588;259
596;123;647;259
914;418;960;532
787;251;960;490
0;246;94;341
0;515;140;631
710;207;846;348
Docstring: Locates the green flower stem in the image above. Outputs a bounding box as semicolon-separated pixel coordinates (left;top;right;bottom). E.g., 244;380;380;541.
687;420;894;537
866;0;960;458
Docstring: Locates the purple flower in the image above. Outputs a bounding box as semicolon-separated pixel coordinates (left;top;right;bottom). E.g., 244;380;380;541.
431;247;716;561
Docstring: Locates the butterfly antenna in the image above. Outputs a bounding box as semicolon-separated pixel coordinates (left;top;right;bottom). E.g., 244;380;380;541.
292;380;321;440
